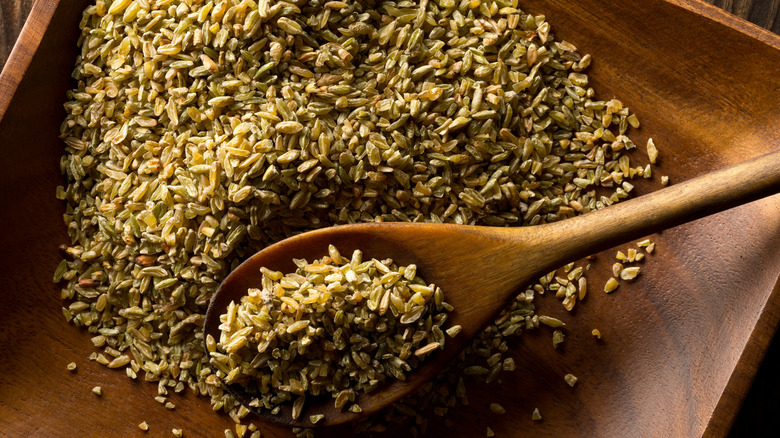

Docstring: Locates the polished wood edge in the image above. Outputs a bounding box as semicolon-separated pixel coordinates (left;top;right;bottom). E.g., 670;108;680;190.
704;274;780;437
0;0;58;121
670;0;780;49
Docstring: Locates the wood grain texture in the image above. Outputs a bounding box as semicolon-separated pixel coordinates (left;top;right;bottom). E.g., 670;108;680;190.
703;0;780;29
0;0;34;68
0;1;778;438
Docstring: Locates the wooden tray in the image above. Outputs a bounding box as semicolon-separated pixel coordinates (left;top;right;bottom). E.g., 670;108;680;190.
0;0;778;436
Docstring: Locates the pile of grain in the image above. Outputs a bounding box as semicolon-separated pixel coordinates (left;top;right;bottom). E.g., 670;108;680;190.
56;0;654;435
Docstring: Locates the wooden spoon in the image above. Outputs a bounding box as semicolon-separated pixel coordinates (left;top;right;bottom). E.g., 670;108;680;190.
204;149;780;428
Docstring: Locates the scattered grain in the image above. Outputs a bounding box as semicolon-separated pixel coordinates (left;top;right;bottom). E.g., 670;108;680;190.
553;330;565;349
446;325;463;338
620;267;641;281
604;278;619;294
539;316;566;328
415;342;443;357
647;138;659;164
489;402;506;415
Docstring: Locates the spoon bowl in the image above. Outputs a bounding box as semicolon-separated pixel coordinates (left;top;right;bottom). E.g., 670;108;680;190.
204;149;780;428
205;222;500;427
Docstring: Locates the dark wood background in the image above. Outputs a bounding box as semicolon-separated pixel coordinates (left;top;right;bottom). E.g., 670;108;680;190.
0;0;778;436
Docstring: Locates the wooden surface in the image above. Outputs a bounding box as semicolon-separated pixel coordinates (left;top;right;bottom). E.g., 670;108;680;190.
0;1;778;437
0;0;34;68
704;0;780;32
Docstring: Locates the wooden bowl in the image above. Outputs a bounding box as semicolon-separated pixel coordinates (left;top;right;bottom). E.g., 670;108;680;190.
0;0;778;437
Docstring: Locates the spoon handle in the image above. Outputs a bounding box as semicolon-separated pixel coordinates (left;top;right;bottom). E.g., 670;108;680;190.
514;148;780;273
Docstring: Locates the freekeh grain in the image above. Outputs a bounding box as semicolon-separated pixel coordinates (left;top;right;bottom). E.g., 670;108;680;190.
56;0;657;434
214;247;450;420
